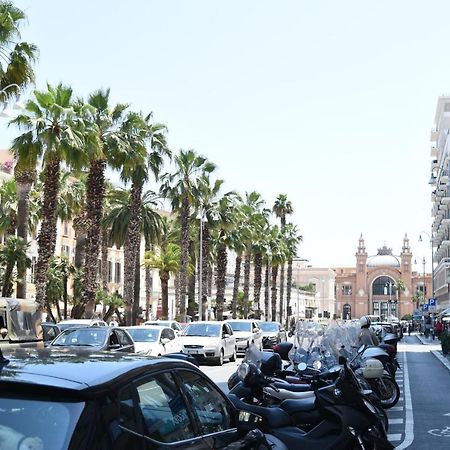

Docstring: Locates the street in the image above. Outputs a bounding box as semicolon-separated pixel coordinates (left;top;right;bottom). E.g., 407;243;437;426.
199;335;450;449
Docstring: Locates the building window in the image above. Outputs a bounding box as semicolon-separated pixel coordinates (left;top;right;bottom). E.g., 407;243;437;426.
63;221;69;236
343;303;351;320
61;245;70;256
115;262;121;284
108;261;113;283
342;284;352;295
445;102;450;112
372;276;396;296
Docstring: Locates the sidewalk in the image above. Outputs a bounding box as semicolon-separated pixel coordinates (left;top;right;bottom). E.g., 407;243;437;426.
414;333;450;373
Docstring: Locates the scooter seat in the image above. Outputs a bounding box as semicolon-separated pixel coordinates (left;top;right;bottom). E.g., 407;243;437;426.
280;397;317;414
265;386;315;401
272;381;312;392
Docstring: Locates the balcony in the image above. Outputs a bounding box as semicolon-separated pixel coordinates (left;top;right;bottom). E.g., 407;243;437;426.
431;146;438;157
431;129;439;141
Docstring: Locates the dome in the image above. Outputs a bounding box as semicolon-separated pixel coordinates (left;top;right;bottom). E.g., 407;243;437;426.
367;245;400;268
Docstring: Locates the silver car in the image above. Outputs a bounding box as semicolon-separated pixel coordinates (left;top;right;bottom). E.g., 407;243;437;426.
180;321;236;365
226;319;263;355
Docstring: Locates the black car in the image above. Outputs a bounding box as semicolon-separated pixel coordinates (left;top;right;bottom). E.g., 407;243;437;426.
48;326;135;353
0;348;266;449
259;321;287;349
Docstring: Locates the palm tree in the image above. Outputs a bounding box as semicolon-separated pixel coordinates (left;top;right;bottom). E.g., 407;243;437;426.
395;278;406;313
160;149;215;320
144;244;180;320
0;1;38;98
273;194;293;324
284;223;302;326
46;256;74;321
267;225;286;322
0;236;30;297
78;89;129;315
9;83;84;308
0;178;17;236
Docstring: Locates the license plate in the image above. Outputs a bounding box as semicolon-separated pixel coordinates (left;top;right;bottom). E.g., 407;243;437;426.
188;349;198;354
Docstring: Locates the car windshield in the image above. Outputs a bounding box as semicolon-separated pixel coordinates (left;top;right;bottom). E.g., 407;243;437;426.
184;323;221;337
260;322;279;332
0;396;85;450
228;321;251;332
52;328;108;347
126;328;159;342
146;321;170;327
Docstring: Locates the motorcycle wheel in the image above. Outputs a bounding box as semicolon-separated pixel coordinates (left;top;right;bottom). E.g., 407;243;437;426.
373;376;400;409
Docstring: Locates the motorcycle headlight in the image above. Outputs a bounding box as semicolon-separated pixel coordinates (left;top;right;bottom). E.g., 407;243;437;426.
237;362;250;381
313;360;322;370
363;399;377;415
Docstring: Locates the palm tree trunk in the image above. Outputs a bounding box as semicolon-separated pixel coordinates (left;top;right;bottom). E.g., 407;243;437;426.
73;214;88;269
264;259;270;320
232;255;242;319
63;272;68;319
2;262;14;297
15;170;35;298
145;240;152;321
243;253;251;319
101;226;108;316
35;159;60;309
132;248;141;325
174;272;180;320
253;252;263;319
279;263;285;326
178;193;189;320
83;160;106;318
201;226;210;321
123;181;143;325
271;264;279;322
215;232;227;321
286;258;293;327
160;271;169;319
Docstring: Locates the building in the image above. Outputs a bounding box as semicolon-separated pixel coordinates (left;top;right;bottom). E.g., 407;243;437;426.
430;96;450;311
334;235;431;320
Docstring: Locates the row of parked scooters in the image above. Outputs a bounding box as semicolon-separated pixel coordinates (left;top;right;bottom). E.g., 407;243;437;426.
226;321;400;450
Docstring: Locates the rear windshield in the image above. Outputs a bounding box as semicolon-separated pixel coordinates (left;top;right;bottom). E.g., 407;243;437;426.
260;322;279;332
228;321;251;332
0;397;84;449
184;323;221;337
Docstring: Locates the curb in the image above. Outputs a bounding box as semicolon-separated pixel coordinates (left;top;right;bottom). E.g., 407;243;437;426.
415;334;436;345
431;350;450;373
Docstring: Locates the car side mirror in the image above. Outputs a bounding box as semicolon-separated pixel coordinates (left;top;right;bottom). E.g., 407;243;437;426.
0;328;8;339
223;333;231;338
161;338;170;345
109;343;121;350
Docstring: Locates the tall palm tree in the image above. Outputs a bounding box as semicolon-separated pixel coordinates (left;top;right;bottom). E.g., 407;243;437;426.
160;149;215;320
0;1;38;98
0;178;17;236
273;194;293;324
10;83;83;308
78;89;129;315
284;223;302;326
119;113;169;325
0;235;30;297
267;225;286;322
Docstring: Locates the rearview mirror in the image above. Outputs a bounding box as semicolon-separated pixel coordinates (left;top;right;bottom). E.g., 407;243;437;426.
161;337;170;345
0;328;8;339
223;333;231;339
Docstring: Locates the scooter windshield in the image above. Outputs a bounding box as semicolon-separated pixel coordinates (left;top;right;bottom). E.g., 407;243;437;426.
288;321;324;367
243;342;263;369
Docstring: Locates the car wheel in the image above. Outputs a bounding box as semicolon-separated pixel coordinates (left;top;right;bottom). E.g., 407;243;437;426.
230;348;236;362
216;349;224;366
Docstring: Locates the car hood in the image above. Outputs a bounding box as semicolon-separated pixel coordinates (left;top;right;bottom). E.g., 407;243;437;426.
262;331;278;337
233;331;252;339
180;336;221;346
133;342;158;353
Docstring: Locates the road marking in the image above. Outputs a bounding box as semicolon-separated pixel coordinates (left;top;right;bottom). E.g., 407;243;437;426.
389;418;404;425
395;352;414;450
444;413;450;417
428;426;450;437
388;433;402;441
431;350;450;372
390;406;403;412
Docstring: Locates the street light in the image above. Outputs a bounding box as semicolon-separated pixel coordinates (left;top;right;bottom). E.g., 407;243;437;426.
197;208;206;321
266;248;272;321
419;231;434;300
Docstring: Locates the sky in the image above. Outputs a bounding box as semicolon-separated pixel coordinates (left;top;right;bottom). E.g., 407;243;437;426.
3;0;446;271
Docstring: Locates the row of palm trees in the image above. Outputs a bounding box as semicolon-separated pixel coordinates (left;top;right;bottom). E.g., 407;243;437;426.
0;1;303;325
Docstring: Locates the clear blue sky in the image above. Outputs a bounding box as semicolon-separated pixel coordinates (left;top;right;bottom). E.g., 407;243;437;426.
5;0;446;270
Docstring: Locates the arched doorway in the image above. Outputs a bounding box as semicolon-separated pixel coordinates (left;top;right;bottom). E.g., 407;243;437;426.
343;303;351;320
372;276;397;320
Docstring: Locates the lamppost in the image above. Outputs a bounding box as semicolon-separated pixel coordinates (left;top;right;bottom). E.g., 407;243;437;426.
385;281;395;320
266;248;272;321
419;231;434;300
197;209;206;321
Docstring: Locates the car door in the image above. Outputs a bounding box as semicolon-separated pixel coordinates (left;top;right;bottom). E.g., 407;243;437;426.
115;329;135;352
117;371;209;449
166;328;180;353
224;323;234;357
176;369;240;449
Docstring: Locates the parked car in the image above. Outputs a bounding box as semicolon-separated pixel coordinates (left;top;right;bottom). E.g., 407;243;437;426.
259;321;287;349
57;319;108;331
0;348;267;449
143;320;184;335
48;327;134;353
41;322;61;344
226;319;263;355
123;325;182;356
180;321;236;365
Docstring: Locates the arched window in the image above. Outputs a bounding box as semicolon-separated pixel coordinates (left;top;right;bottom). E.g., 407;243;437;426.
372;276;397;296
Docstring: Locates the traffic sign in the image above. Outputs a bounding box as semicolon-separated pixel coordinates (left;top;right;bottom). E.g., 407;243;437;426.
422;304;429;312
428;298;436;306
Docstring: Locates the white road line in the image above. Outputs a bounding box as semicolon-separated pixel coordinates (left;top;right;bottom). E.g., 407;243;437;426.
388;433;402;441
389;418;404;425
395;352;414;450
390;406;404;412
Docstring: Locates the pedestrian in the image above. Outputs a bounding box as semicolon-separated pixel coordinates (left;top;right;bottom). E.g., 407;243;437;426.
435;320;443;339
408;322;412;336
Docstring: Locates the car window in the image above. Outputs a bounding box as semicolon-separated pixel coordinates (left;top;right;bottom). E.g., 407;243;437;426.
179;370;234;434
109;331;120;346
225;324;233;335
116;329;133;346
44;325;58;341
167;329;176;340
119;372;195;443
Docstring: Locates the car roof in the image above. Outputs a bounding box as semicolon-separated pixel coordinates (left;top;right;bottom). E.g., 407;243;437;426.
185;321;225;325
121;325;165;331
226;319;255;322
58;319;103;324
0;348;194;396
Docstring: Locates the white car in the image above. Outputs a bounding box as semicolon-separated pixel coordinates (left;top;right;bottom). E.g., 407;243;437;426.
143;320;184;335
57;319;107;332
180;321;236;365
226;319;263;355
123;326;182;356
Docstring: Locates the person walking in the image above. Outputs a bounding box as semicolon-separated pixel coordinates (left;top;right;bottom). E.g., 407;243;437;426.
408;322;412;336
